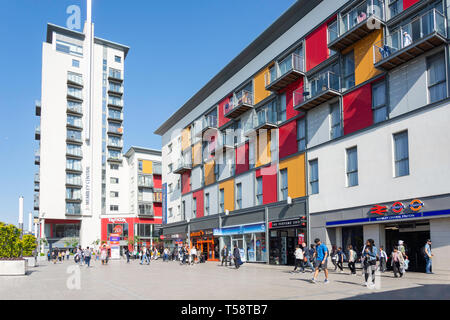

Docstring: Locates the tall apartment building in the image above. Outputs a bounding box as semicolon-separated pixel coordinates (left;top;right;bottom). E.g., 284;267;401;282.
34;5;162;252
156;0;450;271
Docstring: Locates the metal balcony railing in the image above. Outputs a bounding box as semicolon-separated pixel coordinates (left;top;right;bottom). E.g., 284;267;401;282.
373;8;447;68
341;0;385;35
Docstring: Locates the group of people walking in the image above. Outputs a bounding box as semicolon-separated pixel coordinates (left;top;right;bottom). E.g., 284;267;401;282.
220;245;243;269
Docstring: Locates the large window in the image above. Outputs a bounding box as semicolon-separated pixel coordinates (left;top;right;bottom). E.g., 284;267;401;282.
372;81;388;123
256;177;263;205
66;203;81;215
278;93;287;122
330;102;342;139
427;52;447;103
205;193;210;215
346;147;359;187
54;224;80;238
138;174;152;188
328;20;338;56
297;118;306;152
136;224;153;238
66;173;82;186
343;51;355;90
67;115;82;128
236;183;242;210
280;169;288;201
67;144;82;157
393;131;410;177
192;198;197;217
108;223;129;240
309;159;319;195
66;159;81;171
56;39;83;57
67;129;82;142
66;188;81;200
388;0;402;19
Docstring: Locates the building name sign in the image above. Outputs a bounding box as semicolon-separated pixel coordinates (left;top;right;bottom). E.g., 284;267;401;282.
108;218;127;224
269;217;307;229
370;199;424;217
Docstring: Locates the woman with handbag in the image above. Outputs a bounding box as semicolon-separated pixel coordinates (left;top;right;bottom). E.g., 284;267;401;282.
291;245;304;273
362;239;378;287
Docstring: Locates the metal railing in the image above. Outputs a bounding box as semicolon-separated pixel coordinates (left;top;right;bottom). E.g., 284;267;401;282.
175;158;192;171
265;53;304;87
256;106;277;128
293;71;341;106
373;8;447;64
203;114;217;128
108;110;123;120
340;0;385;35
226;90;254;115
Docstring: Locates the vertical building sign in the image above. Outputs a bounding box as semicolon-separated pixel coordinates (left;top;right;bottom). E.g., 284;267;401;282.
162;183;167;225
85;166;91;211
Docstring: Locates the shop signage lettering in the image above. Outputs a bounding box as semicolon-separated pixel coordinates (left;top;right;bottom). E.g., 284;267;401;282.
108;218;127;223
213;223;266;236
370;199;424;217
190;231;204;237
269;217;307;229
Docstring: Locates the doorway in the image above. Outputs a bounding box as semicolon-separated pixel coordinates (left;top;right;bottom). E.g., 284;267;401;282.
385;222;430;272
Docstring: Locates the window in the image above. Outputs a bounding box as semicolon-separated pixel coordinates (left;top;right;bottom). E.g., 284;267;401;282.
66;159;82;171
138;160;143;172
205;193;210;215
297;118;306;151
219;189;225;213
309;159;319;195
67;144;82;157
66;203;81;215
66;173;82;186
346;147;359;187
343;51;355;90
256;177;263;205
110;205;119;212
278;93;286;122
393;131;410;177
72;59;80;68
328;20;338;56
115;56;122;63
56;39;83;56
67;115;82;128
67;129;82;142
169;208;173;218
330;102;342;139
388;0;402;19
110;177;119;184
192;198;197;217
168;183;173;193
372;81;388;123
110;164;119;170
168;143;173;154
110;191;119;198
66;188;81;200
280;169;288;201
168;164;173;173
236;183;242;210
182;201;186;220
427;52;447;103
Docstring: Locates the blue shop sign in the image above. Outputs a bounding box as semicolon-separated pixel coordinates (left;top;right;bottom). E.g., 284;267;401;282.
213;223;266;236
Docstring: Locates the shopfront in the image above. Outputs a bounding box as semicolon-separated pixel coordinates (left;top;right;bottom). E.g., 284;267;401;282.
317;195;450;272
214;223;267;263
190;230;219;262
268;217;307;265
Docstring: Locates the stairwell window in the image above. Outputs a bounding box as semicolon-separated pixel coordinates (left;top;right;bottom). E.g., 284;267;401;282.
346;147;359;187
280;169;288;201
372;81;388;123
393;131;410;177
236;183;242;210
256;177;263;205
297;118;306;152
205;193;210;216
343;51;355;90
330;102;342;139
219;189;225;213
309;159;319;195
427;52;447;103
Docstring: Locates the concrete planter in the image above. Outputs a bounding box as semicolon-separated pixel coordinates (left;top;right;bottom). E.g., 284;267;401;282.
24;257;38;268
0;259;27;276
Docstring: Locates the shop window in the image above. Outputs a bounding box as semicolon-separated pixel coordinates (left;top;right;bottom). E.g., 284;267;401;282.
107;223;128;240
393;131;409;177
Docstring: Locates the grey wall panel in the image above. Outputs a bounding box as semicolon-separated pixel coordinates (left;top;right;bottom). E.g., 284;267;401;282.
191;166;203;191
190;217;220;232
389;57;427;118
163;223;188;236
307;103;331;148
204;184;218;216
268;201;306;222
222;210;265;227
182;194;192;221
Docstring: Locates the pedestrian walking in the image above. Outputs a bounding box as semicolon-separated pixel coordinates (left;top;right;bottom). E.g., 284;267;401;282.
141;247;150;265
100;245;108;265
336;247;345;273
125;247;130;263
233;245;242;269
311;238;329;284
190;246;197;265
221;245;229;266
66;250;70;261
302;242;314;272
47;251;51;262
391;246;405;278
379;246;387;273
291;245;304;273
330;246;338;271
424;239;434;274
347;245;357;275
84;247;92;267
363;239;378;287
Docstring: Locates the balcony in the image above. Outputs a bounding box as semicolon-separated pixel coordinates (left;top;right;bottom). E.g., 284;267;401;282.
35;150;40;165
294;72;341;111
173;158;192;175
108;84;124;96
107;139;123;150
373;8;447;70
66;179;82;188
35;100;41;116
212;131;234;155
138;175;153;188
107;111;123;122
153;163;162;175
34;182;40;192
67;102;83;115
66;165;82;173
224;90;254;119
329;0;386;51
197;115;218;137
66;131;83;144
265;53;305;92
66;203;82;216
34;173;40;183
67;73;84;87
138;204;154;217
108;153;123;163
108;97;123;109
35;125;41;140
66;148;83;159
67;87;83;101
109;69;123;82
67;120;83;130
108;125;124;136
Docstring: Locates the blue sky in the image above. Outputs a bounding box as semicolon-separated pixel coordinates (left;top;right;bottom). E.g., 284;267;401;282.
0;0;295;226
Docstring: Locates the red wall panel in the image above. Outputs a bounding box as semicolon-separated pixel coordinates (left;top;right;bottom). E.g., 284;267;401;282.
153;203;162;218
305;22;329;71
281;77;302;120
181;172;191;195
153;174;162;189
256;164;278;204
193;190;204;218
343;83;373;135
279;120;298;159
218;96;232;128
235;142;249;175
403;0;420;10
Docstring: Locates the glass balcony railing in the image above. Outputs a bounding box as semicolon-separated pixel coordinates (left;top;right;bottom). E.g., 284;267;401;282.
341;0;385;35
293;71;341;110
108;152;123;161
67;130;82;142
255;107;277;129
109;84;123;94
35;150;40;164
203;114;217;129
153;163;162;175
108;125;124;135
225;90;254;119
67;72;83;86
67;101;82;114
265;53;305;89
109;69;123;81
67;117;83;129
174;158;192;174
138;175;153;188
67;87;83;100
66;147;83;157
34;173;40;183
107;138;123;148
66;203;81;215
374;8;447;67
108;97;123;108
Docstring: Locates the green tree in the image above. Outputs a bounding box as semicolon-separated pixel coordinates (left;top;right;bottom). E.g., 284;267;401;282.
0;222;22;258
22;234;37;257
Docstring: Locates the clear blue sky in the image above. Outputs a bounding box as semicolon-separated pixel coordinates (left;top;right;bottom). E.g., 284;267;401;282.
0;0;295;226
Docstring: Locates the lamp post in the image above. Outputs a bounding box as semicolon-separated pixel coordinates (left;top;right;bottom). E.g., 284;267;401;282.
18;196;24;257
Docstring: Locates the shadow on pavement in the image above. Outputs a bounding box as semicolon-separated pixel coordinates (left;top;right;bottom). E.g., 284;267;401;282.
341;284;450;300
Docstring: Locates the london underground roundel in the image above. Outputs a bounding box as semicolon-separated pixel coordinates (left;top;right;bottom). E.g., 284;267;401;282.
391;202;405;214
409;199;424;212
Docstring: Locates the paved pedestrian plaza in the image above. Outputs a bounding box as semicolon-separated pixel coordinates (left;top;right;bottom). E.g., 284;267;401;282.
1;258;449;300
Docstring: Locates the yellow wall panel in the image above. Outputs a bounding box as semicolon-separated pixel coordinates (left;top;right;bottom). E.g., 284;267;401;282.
343;29;383;86
219;179;235;212
192;142;202;167
181;127;191;151
279;153;306;199
254;66;272;105
204;160;215;186
142;160;153;174
256;131;271;168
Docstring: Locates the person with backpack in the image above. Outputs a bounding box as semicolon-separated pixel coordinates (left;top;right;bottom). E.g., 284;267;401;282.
379;246;388;273
362;239;378;287
291;245;304;273
347;245;357;275
336;247;345;273
391;246;405;278
424;239;434;274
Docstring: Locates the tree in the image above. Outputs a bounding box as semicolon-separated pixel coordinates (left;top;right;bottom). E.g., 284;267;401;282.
22;234;37;257
0;222;22;258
